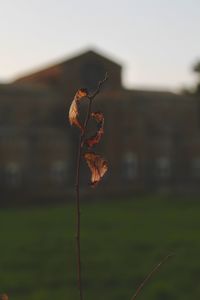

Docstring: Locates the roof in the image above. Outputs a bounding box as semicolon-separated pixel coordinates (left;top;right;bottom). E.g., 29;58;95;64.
13;49;122;84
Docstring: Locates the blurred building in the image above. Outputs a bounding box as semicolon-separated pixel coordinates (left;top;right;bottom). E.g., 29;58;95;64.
0;49;200;203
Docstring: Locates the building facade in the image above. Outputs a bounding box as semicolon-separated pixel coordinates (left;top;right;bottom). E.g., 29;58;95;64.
0;49;200;203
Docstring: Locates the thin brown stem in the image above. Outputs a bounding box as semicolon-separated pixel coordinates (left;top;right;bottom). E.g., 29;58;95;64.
75;134;84;300
131;253;174;300
88;72;109;100
74;73;108;300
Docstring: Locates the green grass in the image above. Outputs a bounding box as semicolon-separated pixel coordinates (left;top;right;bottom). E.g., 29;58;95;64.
1;196;200;300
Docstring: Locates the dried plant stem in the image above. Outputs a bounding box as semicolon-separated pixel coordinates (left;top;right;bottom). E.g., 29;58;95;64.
88;73;108;101
131;253;174;300
75;134;84;300
74;74;108;300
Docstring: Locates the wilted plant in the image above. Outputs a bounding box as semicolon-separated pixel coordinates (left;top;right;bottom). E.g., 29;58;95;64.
68;75;173;300
68;74;108;300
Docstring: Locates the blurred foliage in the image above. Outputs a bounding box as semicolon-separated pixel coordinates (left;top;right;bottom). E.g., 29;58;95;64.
182;60;200;96
0;196;200;300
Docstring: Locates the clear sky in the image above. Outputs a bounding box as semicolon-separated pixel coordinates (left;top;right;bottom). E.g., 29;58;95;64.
0;0;200;91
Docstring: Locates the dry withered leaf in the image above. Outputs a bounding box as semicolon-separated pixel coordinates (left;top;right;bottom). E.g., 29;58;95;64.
69;88;88;132
0;294;8;300
84;152;108;187
85;112;104;148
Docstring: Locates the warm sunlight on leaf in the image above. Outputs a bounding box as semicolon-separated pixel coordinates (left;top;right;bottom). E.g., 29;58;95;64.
69;88;88;132
85;112;104;148
0;294;8;300
84;152;108;187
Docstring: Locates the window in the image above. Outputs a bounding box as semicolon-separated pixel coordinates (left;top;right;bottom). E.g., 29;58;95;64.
122;152;138;180
156;157;171;178
192;158;200;178
51;161;67;185
81;61;106;91
6;162;21;187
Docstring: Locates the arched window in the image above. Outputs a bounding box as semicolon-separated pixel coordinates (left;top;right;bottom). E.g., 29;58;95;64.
51;161;68;185
192;158;200;178
81;61;106;91
156;157;171;178
122;152;138;180
6;162;21;187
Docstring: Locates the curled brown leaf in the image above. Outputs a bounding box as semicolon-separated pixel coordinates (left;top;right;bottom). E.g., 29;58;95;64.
84;152;108;187
0;294;8;300
85;112;104;148
68;88;88;132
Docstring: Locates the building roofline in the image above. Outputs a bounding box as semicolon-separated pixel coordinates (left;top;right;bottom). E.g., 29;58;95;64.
13;48;122;83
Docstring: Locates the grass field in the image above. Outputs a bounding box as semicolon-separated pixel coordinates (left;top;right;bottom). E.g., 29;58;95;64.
1;195;200;300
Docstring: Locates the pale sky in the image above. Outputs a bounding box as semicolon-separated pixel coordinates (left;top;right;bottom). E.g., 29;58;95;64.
0;0;200;91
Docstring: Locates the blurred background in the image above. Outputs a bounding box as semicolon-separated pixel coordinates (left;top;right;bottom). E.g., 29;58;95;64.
1;0;200;299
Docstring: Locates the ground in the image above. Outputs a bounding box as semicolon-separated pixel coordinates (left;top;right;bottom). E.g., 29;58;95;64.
1;195;200;300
